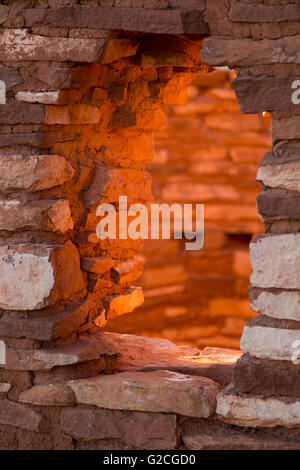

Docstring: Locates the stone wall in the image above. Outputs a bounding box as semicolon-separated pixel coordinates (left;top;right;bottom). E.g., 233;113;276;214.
106;69;271;350
0;0;299;450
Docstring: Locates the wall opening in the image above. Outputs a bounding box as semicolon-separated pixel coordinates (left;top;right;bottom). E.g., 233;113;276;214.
105;69;271;351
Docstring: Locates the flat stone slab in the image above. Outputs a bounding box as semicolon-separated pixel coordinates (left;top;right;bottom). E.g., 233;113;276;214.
100;332;240;386
23;5;208;35
19;383;75;406
241;323;300;361
61;407;178;450
3;331;120;371
0;399;42;431
250;234;300;289
0;29;106;63
250;288;300;321
0;154;74;192
217;385;300;428
234;354;300;398
0;299;98;341
183;430;300;450
68;370;220;418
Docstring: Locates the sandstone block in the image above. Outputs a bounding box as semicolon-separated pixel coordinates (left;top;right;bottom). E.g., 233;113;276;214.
257;189;300;221
272;117;300;141
112;258;143;285
0;199;73;233
81;257;115;274
201;36;300;67
217;385;300;427
24;5;208;35
250;234;300;289
0;29;106;63
4;331;119;371
81;167;152;207
229;4;300;23
16;91;60;104
68;370;220;417
0;299;98;341
241;323;300;361
104;287;144;320
0;103;45;124
0;399;42;431
0;241;85;310
233;76;298;114
257;159;300;192
61;407;178;450
0;154;74;192
19;384;75;406
250;288;300;321
0;67;22;89
234;354;300;398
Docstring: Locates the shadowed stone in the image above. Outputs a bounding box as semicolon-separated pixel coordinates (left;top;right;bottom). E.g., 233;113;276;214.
217;385;300;427
61;407;178;450
23;5;208;35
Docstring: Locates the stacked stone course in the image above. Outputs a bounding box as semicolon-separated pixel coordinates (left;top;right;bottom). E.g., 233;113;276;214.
0;0;299;450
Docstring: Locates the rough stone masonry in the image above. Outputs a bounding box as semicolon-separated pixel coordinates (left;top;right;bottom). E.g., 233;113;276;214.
0;0;299;450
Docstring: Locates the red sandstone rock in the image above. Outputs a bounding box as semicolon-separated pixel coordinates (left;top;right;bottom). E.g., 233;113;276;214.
104;287;144;320
0;299;98;341
61;407;178;450
0;241;85;310
68;369;220;418
229;4;300;23
0;29;106;63
23;5;208;35
4;331;119;371
0;155;74;192
19;384;75;406
0;199;73;233
0;399;42;431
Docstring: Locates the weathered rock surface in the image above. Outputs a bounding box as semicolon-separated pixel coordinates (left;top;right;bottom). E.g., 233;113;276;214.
0;155;74;192
217;385;300;427
16;91;60;104
61;407;178;450
0;241;85;310
0;299;98;341
272;117;300;141
0;29;106;63
68;370;220;418
229;4;300;23
234;354;300;397
250;288;300;321
0;103;45;124
233;76;299;113
257;189;300;221
104;287;144;320
250;234;300;289
23;5;208;35
0;199;73;233
240;323;300;361
0;399;42;431
81;167;152;206
19;384;75;406
201;36;300;67
4;331;119;371
257;160;300;192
